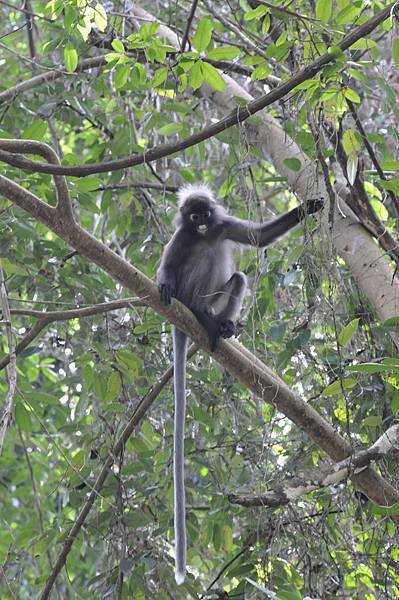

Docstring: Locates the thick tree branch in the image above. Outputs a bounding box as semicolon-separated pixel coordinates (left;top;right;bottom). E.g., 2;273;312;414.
0;3;395;177
0;170;397;516
229;424;399;507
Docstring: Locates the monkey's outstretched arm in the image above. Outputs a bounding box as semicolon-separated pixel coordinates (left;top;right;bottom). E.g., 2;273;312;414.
223;197;323;247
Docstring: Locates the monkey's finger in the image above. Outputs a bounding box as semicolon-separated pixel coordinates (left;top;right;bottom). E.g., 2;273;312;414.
159;284;171;304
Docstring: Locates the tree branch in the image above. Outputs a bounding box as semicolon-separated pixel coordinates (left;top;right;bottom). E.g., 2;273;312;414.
0;55;107;104
0;298;144;371
181;0;198;52
0;3;395;176
0;139;73;221
0;172;397;516
229;424;399;507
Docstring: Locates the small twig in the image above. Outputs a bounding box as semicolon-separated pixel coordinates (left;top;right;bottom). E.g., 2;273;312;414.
97;182;178;192
203;0;270;61
23;0;36;59
181;0;199;52
0;260;17;452
346;98;399;217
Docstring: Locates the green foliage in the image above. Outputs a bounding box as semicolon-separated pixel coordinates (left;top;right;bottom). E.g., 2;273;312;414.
0;0;398;599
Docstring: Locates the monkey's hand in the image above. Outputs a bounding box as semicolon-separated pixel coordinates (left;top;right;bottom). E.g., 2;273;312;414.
159;282;175;305
302;197;324;216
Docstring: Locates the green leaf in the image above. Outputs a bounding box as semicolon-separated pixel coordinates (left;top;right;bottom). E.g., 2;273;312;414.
64;5;75;31
152;66;168;87
338;318;360;347
75;177;102;192
392;38;399;69
383;316;399;328
380;178;399;193
381;160;399;171
64;41;78;73
370;501;399;516
207;46;240;61
94;3;107;33
350;38;376;50
193;17;212;52
343;88;361;103
316;0;332;23
336;3;362;26
114;64;130;89
342;129;361;154
222;524;233;552
111;38;125;53
157;123;183;135
346;363;397;374
105;371;121;402
22;119;48;141
322;378;357;396
15;403;32;433
189;60;204;90
201;62;226;91
244;6;267;21
283;158;302;172
362;415;381;428
251;64;272;81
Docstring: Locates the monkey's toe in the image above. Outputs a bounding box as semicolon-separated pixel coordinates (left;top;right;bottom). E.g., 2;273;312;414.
219;320;236;339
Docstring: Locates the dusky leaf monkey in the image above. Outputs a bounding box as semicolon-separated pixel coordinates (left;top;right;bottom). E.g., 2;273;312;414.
157;183;323;584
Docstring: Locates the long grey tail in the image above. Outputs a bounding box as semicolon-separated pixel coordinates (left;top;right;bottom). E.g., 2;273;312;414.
172;326;189;585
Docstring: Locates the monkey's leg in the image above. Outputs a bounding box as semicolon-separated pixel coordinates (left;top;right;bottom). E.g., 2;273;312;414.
192;273;246;350
210;272;247;338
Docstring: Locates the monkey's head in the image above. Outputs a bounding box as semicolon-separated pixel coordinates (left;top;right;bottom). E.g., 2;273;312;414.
176;183;224;235
180;197;216;235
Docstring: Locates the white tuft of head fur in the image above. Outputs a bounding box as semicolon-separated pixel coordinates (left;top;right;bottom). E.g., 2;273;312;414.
177;183;216;208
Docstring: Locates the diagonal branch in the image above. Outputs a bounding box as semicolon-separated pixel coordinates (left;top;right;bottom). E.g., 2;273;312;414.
0;2;395;177
0;171;397;515
229;424;399;508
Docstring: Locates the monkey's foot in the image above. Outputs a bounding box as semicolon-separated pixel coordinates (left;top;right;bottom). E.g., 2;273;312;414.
219;320;236;339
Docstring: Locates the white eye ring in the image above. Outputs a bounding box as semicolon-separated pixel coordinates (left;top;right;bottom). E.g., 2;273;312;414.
190;214;199;221
204;211;211;218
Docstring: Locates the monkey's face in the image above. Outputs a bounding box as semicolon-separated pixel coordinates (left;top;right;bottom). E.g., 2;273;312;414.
181;198;216;235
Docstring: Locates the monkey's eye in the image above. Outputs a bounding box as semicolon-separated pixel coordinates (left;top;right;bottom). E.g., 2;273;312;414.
203;211;211;218
190;213;199;222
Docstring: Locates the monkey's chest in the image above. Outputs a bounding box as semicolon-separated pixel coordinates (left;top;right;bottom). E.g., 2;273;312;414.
176;242;235;308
